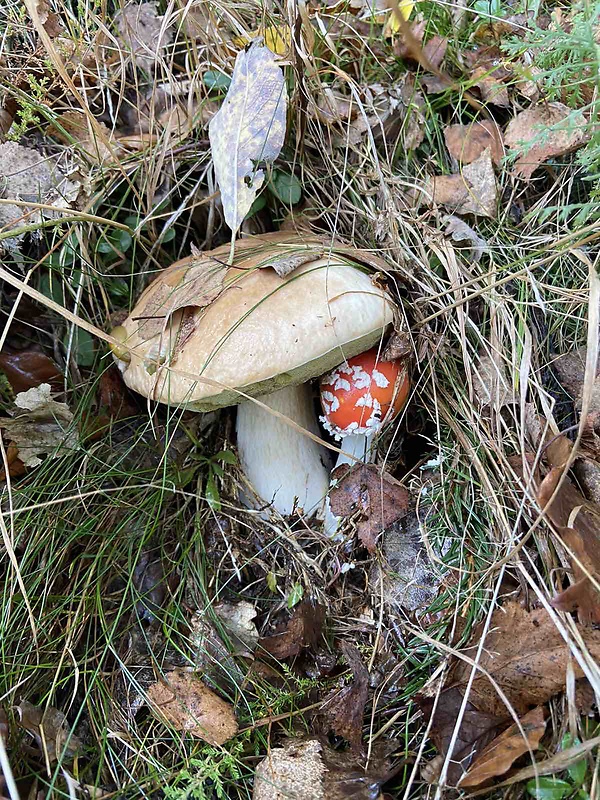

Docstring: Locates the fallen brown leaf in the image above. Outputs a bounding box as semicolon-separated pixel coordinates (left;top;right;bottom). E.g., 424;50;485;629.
0;350;62;394
444;120;504;165
146;668;238;745
260;601;325;659
537;465;600;624
443;215;489;263
329;463;410;552
321;642;368;751
452;602;600;716
394;21;448;70
419;602;600;784
415;150;498;218
0;442;26;482
16;700;81;762
419;687;504;785
459;706;547;788
553;346;600;413
505;103;589;180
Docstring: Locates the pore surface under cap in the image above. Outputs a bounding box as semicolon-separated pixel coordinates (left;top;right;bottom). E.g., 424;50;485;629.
118;243;394;410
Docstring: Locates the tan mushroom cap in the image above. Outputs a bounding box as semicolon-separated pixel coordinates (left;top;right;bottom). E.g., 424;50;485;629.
115;234;395;411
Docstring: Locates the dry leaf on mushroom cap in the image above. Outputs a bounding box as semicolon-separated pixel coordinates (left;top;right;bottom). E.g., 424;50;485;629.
505;103;589;180
209;41;287;236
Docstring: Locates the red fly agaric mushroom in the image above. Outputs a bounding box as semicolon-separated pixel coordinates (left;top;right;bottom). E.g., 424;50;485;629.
320;348;410;467
111;233;396;523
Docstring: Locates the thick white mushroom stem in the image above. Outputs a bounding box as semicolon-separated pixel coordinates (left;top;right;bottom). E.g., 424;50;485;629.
236;384;333;522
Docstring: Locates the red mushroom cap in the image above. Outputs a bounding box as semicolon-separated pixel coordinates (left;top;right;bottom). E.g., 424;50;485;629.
319;348;409;440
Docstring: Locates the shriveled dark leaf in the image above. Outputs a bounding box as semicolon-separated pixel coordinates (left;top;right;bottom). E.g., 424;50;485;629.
460;706;546;788
382;331;412;362
16;700;81;762
260;601;325;659
329;463;410;552
418;688;503;785
98;365;140;420
132;551;172;623
136;254;227;339
321;642;369;751
0;351;62;394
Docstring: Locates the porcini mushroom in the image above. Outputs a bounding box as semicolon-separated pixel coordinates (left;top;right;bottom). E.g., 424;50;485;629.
320;348;410;468
112;234;395;522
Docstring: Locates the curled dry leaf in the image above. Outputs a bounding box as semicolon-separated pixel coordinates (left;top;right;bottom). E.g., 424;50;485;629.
0;142;80;249
444;119;504;165
209;41;287;235
260;601;325;659
459;706;546;788
136;252;227;339
505;103;589;180
146;668;238;745
462;46;511;107
16;700;81;762
114;2;173;73
0;351;62;394
1;384;77;467
330;463;410;552
415;149;498;218
393;20;448;70
419;602;600;784
443;215;489;263
321;642;369;751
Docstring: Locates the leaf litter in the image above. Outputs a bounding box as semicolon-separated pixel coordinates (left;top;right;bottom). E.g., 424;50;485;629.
321;642;369;751
419;601;600;784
